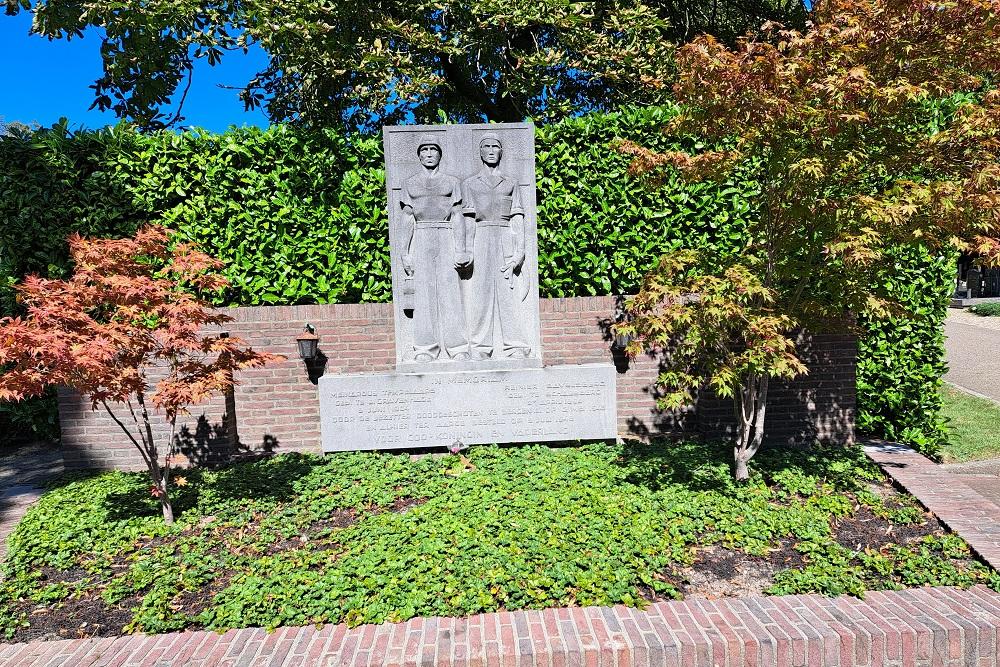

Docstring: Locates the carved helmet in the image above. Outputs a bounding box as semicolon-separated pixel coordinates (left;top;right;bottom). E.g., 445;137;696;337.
415;133;442;155
479;132;502;147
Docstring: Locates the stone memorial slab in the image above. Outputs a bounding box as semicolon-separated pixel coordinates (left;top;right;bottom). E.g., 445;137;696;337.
319;364;617;451
382;123;542;372
318;121;617;452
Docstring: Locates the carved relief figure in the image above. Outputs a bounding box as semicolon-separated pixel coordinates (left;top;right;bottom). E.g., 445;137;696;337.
462;133;531;359
400;134;472;361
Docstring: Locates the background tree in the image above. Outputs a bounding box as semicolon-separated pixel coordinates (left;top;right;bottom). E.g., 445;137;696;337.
617;0;1000;480
0;227;282;522
0;117;35;137
3;0;806;131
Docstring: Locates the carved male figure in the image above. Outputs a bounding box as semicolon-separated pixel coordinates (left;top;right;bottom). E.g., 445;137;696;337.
462;133;531;359
401;134;472;361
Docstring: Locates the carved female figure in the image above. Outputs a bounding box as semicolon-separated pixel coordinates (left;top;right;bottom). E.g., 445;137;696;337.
461;133;531;359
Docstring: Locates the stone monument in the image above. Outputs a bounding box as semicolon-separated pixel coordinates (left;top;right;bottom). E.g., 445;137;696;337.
385;123;543;372
319;122;616;452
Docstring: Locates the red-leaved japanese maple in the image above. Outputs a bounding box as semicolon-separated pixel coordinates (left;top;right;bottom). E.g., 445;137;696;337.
0;227;282;522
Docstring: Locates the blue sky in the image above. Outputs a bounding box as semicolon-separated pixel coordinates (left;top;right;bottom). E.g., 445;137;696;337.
1;11;270;132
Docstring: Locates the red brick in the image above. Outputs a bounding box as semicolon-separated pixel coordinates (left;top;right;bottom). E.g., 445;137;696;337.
61;299;856;470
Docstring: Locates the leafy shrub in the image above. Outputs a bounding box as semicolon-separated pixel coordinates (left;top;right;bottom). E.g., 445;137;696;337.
0;107;754;310
0;110;950;449
970;302;1000;317
856;245;954;456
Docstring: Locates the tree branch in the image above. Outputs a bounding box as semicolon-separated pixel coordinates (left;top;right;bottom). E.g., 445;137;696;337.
101;399;153;470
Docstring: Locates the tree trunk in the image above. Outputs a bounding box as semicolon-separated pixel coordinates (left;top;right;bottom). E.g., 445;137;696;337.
732;374;770;482
135;392;174;525
102;398;175;523
160;494;175;524
734;456;750;481
146;455;175;524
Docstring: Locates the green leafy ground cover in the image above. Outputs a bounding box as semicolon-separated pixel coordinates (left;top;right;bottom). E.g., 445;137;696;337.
940;385;1000;462
1;441;995;642
970;303;1000;317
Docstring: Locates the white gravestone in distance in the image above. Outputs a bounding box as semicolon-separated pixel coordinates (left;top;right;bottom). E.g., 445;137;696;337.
319;122;617;452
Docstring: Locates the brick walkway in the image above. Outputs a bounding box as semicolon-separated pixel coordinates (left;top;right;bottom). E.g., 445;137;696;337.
1;585;999;666
865;441;1000;570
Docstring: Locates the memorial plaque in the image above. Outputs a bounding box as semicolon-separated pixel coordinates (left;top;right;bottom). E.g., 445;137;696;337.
319;365;617;451
382;123;542;372
318;121;617;452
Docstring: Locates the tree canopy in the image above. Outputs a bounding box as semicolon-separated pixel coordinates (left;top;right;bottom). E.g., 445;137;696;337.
4;0;806;131
618;0;1000;479
0;227;282;522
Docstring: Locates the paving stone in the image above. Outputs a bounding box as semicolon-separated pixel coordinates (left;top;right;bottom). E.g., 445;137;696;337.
865;441;1000;571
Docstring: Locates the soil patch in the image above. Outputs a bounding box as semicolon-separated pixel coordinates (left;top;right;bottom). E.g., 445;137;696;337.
387;497;427;514
832;505;937;552
12;589;136;643
308;508;359;536
656;541;807;600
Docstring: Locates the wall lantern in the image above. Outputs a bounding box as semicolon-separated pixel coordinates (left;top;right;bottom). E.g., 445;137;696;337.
296;324;320;361
612;329;634;351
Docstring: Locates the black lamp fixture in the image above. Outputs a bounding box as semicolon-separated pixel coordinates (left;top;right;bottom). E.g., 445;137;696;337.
612;328;634;351
296;324;320;361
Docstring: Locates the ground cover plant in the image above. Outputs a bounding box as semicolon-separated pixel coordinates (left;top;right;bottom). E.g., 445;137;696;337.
940;385;1000;463
970;303;1000;317
0;441;995;642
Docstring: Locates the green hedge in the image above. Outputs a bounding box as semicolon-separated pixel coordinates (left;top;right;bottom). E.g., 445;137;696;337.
0;110;949;452
856;246;953;454
1;108;752;310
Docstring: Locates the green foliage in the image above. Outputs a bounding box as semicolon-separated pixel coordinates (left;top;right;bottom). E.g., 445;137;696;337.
534;107;755;297
970;302;1000;317
6;0;808;131
618;249;806;411
0;442;993;638
0;390;59;445
856;245;954;457
0;108;949;447
769;534;998;597
0;107;756;310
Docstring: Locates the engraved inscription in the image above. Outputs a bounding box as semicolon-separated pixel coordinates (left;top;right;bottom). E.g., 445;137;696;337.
319;367;617;451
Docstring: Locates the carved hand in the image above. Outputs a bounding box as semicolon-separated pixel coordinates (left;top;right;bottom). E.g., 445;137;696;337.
500;261;514;282
402;253;414;276
454;252;473;269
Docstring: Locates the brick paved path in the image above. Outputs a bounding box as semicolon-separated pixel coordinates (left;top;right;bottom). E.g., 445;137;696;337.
1;585;999;666
865;441;1000;570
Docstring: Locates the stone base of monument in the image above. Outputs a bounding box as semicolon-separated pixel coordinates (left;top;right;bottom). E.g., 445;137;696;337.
395;356;543;374
319;364;617;452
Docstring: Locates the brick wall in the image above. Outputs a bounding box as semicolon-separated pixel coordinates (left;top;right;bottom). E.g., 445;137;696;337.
58;296;856;471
